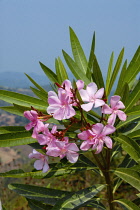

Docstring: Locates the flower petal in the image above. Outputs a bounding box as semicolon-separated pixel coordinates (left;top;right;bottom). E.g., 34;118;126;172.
67;143;79;152
92;123;104;135
102;124;116;136
79;89;90;101
66;151;79;163
34;159;44;170
104;136;112;149
117;110;127;121
94;99;105;108
110;95;121;108
95;88;104;98
76;80;84;90
107;113;117;126
102;104;112;114
86;82;97;97
95;141;104;154
81;102;93;111
43;160;50;173
116;101;125;110
80;141;91;150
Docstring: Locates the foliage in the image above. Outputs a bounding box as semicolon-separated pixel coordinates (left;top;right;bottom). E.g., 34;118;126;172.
0;27;140;210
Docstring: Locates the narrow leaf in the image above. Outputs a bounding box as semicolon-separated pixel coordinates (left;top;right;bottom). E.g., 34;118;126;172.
0;90;47;111
70;27;88;73
52;184;105;210
107;48;124;96
114;168;140;191
25;73;48;94
27;199;53;210
0;126;25;134
126;105;140;116
115;135;140;163
30;87;48;102
0;131;37;147
114;199;140;210
8;184;70;205
127;129;140;139
39;62;58;83
87;32;95;80
106;52;114;96
62;50;90;85
116;115;140;130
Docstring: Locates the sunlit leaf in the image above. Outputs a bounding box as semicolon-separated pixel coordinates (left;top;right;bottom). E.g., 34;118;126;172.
113;199;140;210
39;62;58;83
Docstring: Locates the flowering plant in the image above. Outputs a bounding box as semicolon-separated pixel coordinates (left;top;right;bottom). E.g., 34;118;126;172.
0;28;140;209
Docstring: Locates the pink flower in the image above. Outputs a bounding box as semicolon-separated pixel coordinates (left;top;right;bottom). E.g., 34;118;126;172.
102;95;127;125
46;138;79;163
37;124;57;146
29;149;49;173
79;82;105;111
62;80;84;97
79;123;115;154
47;89;76;120
24;110;44;138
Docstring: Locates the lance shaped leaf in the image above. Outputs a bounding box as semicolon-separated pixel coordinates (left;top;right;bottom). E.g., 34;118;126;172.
39;62;58;83
62;50;90;85
106;52;114;96
116;115;140;130
114;168;140;191
8;184;70;205
69;27;88;74
0;126;25;134
27;199;53;210
55;57;68;84
25;73;48;94
87;32;95;80
114;135;140;163
52;184;105;210
30;87;48;103
113;199;140;210
0;131;37;147
0;90;47;111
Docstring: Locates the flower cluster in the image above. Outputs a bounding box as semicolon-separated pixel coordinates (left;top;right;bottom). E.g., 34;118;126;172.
24;80;127;173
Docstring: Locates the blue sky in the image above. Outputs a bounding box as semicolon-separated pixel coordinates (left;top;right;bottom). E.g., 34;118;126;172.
0;0;140;77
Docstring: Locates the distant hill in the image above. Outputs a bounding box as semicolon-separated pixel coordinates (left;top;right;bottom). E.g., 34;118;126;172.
0;71;50;88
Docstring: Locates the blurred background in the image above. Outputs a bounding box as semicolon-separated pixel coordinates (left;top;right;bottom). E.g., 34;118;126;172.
0;1;140;209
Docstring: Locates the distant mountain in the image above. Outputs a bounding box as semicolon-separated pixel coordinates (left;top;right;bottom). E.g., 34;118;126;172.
0;72;50;88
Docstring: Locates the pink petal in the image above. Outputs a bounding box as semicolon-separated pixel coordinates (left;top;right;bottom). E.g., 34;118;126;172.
66;151;79;163
46;147;60;157
81;102;93;111
25;122;34;131
62;80;72;90
78;130;89;140
76;80;84;90
37;134;48;145
86;82;97;97
47;104;60;115
95;88;104;98
95;141;104;154
48;96;60;105
94;99;105;108
92;123;104;135
102;124;116;136
110;95;121;108
34;159;44;170
43;160;50;173
80;141;91;150
115;101;125;110
67;143;79;152
48;91;57;97
102;104;112;114
104;136;112;149
117;110;127;121
107;113;117;126
79;89;90;101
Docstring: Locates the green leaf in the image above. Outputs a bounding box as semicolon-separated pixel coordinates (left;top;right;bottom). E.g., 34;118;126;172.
55;57;68;84
85;199;106;210
0;131;37;147
126;105;140;116
0;105;24;116
113;199;140;210
39;62;58;83
127;129;140;139
30;87;48;102
0;90;47;111
125;80;140;112
107;48;124;96
120;82;129;104
92;54;105;89
52;184;105;210
116;115;140;130
8;184;70;205
114;168;140;191
124;46;140;84
106;52;114;96
62;50;90;85
25;73;48;94
115;60;127;95
87;32;95;80
115;135;140;163
0;126;25;134
69;27;88;73
27;199;53;210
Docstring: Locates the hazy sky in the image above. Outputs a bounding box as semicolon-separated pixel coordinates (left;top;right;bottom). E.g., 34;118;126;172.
0;0;140;77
